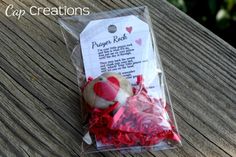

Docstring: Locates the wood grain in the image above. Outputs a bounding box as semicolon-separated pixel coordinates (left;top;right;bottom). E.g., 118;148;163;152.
0;0;236;156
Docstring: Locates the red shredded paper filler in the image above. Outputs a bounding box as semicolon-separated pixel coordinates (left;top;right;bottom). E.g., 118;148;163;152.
86;75;180;147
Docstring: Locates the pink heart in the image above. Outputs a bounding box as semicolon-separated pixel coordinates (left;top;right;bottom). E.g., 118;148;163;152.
126;26;132;34
93;76;120;101
135;38;142;46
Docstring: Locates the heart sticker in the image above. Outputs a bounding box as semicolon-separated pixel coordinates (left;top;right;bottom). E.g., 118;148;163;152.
126;26;132;34
135;38;142;46
93;76;120;101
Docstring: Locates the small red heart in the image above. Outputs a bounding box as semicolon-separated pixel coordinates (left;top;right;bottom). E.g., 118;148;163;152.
126;26;132;34
94;76;120;101
135;38;142;46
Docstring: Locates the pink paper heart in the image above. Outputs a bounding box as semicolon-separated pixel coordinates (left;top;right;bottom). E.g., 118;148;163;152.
135;38;142;46
126;26;132;34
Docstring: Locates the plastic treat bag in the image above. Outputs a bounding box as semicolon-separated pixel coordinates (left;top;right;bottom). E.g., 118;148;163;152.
59;6;181;154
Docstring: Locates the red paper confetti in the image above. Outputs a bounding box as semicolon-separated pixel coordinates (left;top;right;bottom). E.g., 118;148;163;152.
86;75;180;147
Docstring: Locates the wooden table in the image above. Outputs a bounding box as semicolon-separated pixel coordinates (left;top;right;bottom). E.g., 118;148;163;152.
1;0;236;156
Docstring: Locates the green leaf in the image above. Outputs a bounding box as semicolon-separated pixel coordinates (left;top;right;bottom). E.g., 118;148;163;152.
208;0;217;14
167;0;187;12
216;8;230;21
226;0;236;11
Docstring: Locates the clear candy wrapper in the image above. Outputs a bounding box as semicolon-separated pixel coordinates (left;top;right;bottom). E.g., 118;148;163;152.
59;6;181;154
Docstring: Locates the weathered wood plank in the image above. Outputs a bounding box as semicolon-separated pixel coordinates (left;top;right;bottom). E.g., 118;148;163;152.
0;0;236;156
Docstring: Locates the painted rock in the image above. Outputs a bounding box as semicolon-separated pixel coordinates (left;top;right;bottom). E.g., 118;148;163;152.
83;72;133;109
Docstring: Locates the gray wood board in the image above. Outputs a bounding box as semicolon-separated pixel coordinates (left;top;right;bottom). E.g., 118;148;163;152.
0;0;236;156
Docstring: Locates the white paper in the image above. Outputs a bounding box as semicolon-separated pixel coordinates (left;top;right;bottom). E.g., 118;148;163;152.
80;15;163;99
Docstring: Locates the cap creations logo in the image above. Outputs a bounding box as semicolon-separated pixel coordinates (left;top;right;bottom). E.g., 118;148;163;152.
5;4;90;19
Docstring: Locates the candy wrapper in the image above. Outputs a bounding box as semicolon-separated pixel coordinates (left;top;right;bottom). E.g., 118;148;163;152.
59;6;181;154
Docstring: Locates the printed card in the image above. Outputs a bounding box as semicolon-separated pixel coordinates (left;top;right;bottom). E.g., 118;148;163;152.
80;15;164;100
